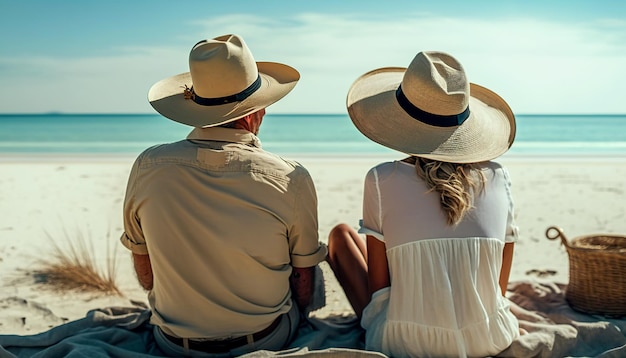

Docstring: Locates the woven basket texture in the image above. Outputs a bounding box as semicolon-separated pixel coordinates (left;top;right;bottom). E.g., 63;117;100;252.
547;227;626;317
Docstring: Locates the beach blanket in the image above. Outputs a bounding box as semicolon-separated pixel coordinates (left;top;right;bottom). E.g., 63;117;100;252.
1;281;625;358
496;281;626;358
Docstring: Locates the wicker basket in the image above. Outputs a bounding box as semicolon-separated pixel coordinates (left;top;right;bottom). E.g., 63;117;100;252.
546;226;626;317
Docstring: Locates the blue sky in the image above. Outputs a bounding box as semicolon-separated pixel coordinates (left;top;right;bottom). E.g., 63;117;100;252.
1;0;625;114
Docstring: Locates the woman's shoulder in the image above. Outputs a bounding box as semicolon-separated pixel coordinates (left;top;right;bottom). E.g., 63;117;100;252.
477;160;506;171
476;160;510;178
369;160;398;170
474;161;514;194
366;160;414;182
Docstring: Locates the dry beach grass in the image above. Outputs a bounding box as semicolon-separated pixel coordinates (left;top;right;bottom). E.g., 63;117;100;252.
33;228;122;296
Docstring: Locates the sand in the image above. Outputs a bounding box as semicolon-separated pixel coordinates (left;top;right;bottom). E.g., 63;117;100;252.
1;153;625;335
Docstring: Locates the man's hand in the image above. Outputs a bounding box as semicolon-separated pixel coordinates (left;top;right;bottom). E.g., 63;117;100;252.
289;266;315;311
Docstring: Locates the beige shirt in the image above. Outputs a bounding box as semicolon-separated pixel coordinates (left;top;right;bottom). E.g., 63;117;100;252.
120;127;326;339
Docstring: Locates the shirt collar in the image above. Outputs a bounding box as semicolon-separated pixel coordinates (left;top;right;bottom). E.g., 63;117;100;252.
186;127;261;148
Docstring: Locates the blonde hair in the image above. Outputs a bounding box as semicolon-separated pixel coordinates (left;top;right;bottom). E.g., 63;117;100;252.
410;157;485;226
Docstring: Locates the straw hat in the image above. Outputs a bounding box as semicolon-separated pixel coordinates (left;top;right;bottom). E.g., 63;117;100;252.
347;51;516;163
148;34;300;127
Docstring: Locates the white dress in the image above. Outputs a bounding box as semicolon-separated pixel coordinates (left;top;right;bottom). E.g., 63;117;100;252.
359;161;520;358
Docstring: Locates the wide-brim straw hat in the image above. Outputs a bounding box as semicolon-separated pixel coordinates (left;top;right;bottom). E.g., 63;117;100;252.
149;34;300;127
347;51;516;163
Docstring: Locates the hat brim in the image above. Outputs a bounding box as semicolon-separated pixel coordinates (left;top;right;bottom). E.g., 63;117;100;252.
347;68;516;163
148;62;299;127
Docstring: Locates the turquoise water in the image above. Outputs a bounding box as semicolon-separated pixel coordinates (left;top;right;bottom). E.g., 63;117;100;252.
0;113;625;157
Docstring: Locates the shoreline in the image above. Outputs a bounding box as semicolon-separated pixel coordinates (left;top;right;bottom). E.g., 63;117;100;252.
2;151;626;161
1;154;626;334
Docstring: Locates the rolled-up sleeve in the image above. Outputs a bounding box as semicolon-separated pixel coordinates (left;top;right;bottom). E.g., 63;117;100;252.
120;232;147;255
359;168;385;242
288;167;327;268
291;243;328;268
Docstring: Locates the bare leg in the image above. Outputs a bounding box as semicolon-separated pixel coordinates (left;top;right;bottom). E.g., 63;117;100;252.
326;223;369;318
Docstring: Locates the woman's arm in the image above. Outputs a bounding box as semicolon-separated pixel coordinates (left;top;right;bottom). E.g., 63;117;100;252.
499;242;515;295
367;235;390;295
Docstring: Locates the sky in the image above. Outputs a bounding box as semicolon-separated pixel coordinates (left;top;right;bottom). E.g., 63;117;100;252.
0;0;625;115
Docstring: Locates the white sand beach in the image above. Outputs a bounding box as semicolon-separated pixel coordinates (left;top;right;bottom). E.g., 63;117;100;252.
1;154;626;335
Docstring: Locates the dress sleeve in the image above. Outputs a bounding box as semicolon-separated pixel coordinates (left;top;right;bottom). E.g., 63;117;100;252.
359;167;384;241
119;156;149;255
288;166;327;268
503;168;520;243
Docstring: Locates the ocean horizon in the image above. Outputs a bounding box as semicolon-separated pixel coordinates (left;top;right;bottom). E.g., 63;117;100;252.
1;113;625;158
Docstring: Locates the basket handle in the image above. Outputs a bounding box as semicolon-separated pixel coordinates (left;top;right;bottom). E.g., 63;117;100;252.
545;226;571;248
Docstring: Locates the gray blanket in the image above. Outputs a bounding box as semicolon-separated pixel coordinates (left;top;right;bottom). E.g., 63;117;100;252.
496;281;626;358
1;281;625;357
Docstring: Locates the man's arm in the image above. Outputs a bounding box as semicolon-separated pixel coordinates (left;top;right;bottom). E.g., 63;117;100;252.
132;253;153;290
289;266;315;311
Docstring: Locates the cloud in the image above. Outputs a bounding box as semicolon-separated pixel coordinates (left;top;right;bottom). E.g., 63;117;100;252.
0;46;185;113
194;13;626;114
1;13;624;113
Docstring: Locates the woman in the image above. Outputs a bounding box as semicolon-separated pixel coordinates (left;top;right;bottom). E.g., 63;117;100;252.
327;51;520;357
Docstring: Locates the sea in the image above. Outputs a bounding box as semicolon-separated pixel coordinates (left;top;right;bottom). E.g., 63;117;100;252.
0;113;625;159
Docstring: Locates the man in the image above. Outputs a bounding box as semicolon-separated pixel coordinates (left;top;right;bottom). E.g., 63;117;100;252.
120;34;327;356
